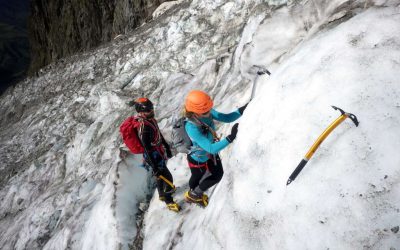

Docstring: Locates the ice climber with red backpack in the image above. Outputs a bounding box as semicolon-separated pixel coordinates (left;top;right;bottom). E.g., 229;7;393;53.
183;90;248;207
120;98;180;212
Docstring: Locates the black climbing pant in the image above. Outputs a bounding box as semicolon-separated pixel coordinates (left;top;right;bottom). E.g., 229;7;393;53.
144;151;174;203
187;154;223;192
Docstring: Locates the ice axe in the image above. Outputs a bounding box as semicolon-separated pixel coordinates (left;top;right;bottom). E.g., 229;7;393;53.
158;175;176;191
286;106;359;186
138;135;177;190
249;65;271;101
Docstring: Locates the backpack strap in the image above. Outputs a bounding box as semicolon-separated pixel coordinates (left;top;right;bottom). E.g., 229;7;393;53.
136;116;162;147
191;116;220;141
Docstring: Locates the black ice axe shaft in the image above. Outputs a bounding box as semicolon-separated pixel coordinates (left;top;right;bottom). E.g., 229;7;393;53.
286;106;359;186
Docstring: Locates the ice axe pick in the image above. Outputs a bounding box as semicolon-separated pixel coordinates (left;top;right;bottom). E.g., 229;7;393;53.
250;65;271;101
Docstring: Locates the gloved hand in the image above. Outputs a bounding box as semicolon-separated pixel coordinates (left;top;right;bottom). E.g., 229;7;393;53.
152;167;161;177
238;102;249;115
226;123;239;143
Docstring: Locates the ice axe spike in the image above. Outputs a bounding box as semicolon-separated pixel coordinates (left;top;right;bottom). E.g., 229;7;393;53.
286;106;359;186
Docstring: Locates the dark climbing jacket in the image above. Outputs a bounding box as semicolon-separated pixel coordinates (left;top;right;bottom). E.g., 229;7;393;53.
138;116;171;167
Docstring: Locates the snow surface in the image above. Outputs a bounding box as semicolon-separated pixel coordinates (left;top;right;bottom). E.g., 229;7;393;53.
0;0;399;249
143;4;400;250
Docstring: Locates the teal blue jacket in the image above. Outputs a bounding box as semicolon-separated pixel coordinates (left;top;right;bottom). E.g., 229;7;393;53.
185;108;241;163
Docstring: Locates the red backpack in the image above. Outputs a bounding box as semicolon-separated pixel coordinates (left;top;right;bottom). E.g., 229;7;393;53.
120;116;145;154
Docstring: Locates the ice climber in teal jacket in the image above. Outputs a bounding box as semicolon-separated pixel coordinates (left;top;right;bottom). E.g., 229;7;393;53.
183;90;248;207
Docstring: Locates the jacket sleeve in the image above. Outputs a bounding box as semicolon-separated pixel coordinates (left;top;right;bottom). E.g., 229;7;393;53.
160;134;170;150
139;123;158;167
160;133;172;156
211;108;241;123
186;122;230;154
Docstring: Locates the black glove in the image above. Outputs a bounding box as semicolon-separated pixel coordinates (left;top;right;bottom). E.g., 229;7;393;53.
238;103;249;115
226;123;239;143
152;167;161;177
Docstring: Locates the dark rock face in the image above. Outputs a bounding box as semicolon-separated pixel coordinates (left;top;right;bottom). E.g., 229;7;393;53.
28;0;168;74
0;0;30;95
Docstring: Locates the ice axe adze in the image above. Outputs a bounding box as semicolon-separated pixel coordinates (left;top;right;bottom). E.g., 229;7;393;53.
249;65;271;101
286;106;359;186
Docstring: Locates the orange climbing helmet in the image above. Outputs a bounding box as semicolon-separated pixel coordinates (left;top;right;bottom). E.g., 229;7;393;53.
185;90;213;114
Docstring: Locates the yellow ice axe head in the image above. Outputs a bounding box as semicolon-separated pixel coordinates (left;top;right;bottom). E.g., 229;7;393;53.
331;106;359;127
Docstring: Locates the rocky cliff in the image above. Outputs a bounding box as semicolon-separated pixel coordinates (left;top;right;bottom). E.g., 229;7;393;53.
28;0;169;74
0;0;30;95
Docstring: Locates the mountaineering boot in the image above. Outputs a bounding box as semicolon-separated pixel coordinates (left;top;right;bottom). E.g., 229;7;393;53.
184;190;208;207
202;193;209;204
166;202;181;212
